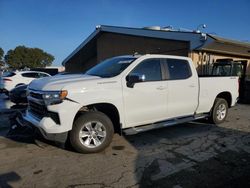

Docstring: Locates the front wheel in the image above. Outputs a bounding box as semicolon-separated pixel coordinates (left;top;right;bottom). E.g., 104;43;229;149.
70;111;114;153
209;98;228;124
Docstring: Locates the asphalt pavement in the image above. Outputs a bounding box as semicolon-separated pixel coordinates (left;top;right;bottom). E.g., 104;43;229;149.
0;96;250;188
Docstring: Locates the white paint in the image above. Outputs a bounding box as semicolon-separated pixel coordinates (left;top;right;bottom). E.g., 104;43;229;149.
24;54;238;137
0;71;51;92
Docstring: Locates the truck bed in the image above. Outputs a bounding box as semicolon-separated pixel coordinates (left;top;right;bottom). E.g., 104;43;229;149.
196;76;239;114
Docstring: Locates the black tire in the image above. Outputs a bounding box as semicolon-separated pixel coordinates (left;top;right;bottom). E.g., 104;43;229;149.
209;98;228;124
70;111;114;153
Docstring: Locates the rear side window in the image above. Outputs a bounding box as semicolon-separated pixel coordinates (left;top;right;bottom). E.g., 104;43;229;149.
130;59;162;81
22;73;39;78
166;59;192;80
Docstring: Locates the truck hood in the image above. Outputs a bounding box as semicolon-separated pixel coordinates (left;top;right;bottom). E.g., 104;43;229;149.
29;74;100;91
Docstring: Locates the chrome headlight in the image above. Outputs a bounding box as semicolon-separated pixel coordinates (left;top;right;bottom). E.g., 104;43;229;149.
42;90;68;105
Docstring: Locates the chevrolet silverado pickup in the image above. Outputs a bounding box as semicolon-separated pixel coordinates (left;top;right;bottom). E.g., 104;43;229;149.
24;54;239;153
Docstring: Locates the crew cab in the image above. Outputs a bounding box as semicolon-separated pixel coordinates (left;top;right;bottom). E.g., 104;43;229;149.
23;55;239;153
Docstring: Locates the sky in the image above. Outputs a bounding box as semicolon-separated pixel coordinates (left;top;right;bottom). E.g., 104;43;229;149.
0;0;250;66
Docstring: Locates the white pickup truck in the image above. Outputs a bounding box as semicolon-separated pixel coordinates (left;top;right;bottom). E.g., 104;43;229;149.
24;54;239;153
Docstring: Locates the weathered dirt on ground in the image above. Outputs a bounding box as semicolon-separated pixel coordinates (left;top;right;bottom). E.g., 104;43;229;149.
0;104;250;188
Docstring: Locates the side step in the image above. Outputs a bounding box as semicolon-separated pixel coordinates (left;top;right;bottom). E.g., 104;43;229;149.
123;114;208;135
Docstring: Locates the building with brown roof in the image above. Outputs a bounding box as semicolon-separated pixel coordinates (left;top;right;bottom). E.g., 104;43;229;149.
62;25;250;76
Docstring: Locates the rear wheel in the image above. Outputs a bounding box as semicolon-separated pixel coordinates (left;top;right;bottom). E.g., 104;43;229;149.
70;111;114;153
209;98;228;124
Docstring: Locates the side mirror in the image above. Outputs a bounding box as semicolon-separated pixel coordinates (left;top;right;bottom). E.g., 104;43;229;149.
126;73;145;88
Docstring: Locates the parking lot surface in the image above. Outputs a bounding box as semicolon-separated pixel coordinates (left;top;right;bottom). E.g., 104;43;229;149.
0;96;250;188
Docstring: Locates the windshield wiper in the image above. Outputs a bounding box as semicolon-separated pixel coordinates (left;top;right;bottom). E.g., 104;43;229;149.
86;73;103;78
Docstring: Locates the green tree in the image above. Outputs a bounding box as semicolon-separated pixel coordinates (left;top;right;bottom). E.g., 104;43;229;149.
4;46;54;69
0;47;4;60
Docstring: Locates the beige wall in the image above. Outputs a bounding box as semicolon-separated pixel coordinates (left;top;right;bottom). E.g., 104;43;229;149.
190;52;250;75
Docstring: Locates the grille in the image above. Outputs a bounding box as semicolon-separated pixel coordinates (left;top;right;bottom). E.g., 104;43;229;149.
28;100;61;124
29;100;47;119
30;91;43;99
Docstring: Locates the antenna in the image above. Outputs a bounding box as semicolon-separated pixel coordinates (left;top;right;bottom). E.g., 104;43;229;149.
196;24;206;33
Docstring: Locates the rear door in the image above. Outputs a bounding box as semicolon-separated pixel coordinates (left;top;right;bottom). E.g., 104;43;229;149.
164;58;199;118
122;58;168;127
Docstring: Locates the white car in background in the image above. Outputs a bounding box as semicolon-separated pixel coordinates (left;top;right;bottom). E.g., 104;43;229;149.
0;71;51;94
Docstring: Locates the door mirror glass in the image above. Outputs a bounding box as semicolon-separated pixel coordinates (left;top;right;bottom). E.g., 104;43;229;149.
126;73;145;88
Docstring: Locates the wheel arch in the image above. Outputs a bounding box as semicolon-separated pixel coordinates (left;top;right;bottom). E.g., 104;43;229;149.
73;103;122;134
15;83;25;87
215;91;232;108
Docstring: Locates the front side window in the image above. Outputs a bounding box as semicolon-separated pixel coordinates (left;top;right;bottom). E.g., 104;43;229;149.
86;57;136;78
166;59;191;80
130;59;162;81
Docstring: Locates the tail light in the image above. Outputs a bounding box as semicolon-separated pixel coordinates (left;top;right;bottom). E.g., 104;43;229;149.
3;78;12;82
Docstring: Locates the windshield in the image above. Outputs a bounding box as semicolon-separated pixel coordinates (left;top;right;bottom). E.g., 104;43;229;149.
2;71;16;77
86;57;136;78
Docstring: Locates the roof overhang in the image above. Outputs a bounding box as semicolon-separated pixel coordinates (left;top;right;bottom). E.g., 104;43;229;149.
62;25;250;66
62;25;211;66
197;36;250;58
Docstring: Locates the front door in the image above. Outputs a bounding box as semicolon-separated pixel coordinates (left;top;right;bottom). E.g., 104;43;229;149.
122;59;168;128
